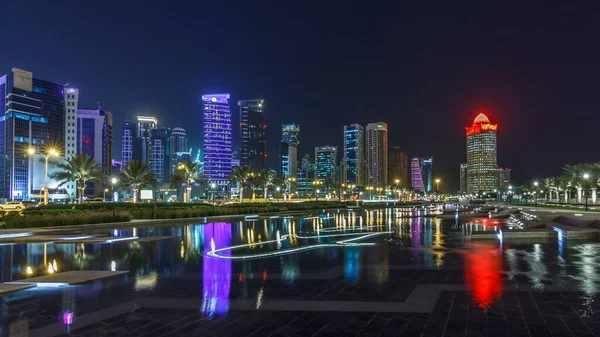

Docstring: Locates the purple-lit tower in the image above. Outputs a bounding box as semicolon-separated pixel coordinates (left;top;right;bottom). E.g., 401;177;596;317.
202;94;232;185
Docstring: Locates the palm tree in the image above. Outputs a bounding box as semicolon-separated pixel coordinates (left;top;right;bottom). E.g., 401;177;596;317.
543;177;558;202
51;154;102;203
119;160;157;203
170;161;203;203
256;170;277;202
229;166;251;203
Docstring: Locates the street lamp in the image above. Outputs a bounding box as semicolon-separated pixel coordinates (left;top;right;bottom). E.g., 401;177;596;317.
103;188;108;202
435;178;441;193
211;183;217;204
27;147;59;204
111;177;117;219
584;173;590;211
276;186;281;202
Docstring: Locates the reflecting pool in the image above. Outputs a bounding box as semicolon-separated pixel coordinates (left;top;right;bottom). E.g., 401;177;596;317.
2;207;600;336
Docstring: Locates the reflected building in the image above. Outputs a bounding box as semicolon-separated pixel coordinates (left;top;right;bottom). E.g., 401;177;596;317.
202;94;232;185
466;113;498;193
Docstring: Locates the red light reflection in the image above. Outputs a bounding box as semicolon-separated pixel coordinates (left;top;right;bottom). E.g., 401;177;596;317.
464;243;503;311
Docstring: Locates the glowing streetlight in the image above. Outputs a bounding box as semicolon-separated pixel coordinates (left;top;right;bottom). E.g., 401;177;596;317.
27;147;59;204
435;178;441;192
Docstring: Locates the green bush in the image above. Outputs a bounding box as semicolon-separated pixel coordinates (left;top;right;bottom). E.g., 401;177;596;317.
4;211;131;228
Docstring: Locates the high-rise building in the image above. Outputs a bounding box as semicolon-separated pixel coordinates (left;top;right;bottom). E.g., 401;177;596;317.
150;127;171;183
121;121;136;168
137;116;158;163
315;146;337;183
0;68;68;200
460;163;468;193
202;94;232;184
465;113;498;193
64;88;79;160
365;122;388;188
76;108;113;196
343;124;364;186
297;155;315;197
170;127;187;172
498;167;511;189
411;157;433;193
280;142;289;177
388;146;409;188
281;123;300;181
239;99;267;172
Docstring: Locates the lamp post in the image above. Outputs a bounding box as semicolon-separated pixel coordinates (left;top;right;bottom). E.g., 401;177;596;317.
111;177;117;219
276;186;281;202
508;185;513;205
584;173;590;211
27;147;58;205
435;178;441;193
211;183;217;204
103;188;108;202
313;180;322;201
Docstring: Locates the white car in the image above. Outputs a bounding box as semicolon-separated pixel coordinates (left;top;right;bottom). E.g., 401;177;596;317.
0;201;37;211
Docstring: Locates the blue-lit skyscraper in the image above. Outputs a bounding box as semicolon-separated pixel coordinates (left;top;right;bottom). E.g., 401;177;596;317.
281;123;299;181
0;68;67;200
343;124;364;186
315;146;337;183
203;94;232;184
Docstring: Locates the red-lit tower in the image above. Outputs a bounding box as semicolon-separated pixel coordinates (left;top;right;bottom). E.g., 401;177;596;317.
465;113;498;193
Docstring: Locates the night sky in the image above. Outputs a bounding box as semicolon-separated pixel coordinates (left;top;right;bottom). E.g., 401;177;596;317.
2;1;600;192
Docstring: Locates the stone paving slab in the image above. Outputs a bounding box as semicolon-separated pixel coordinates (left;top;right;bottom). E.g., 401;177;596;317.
7;270;127;285
0;283;35;294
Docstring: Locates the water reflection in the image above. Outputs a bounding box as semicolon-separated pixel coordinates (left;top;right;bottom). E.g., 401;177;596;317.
464;243;503;311
201;222;231;318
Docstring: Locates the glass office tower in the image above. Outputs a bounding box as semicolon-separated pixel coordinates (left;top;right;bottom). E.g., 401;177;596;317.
239;99;266;172
343;124;364;186
202;94;232;185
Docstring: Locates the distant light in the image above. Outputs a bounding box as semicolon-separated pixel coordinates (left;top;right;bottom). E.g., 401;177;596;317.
111;261;116;271
211;97;217;102
26;266;33;275
63;311;74;325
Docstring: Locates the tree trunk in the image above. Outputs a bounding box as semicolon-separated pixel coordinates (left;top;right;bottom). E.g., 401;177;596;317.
593;188;597;204
264;186;268;202
564;191;568;203
133;189;138;203
577;187;583;203
78;187;84;204
239;187;244;203
186;186;192;203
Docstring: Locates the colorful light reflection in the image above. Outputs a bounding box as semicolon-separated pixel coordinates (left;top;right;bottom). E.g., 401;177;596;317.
464;243;503;311
201;223;232;318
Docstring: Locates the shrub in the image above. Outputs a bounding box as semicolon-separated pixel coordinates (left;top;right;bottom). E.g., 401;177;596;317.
4;211;131;228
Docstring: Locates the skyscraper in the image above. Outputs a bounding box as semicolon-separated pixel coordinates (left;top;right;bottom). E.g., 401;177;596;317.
239;99;266;172
150;127;171;183
343;124;364;186
121;121;136;167
315;146;337;183
202;94;232;184
170;127;187;173
64;88;79;160
76;108;113;196
297;154;315;197
465;113;498;193
498;167;511;189
411;157;433;193
365;122;388;188
460;163;468;193
280;142;289;177
388;146;409;188
137;116;158;163
0;68;67;200
281;123;300;181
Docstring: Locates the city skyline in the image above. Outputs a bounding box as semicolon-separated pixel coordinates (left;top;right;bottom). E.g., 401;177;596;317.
3;3;600;191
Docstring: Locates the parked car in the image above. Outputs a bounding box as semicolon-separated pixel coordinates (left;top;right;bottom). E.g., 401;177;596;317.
0;201;38;211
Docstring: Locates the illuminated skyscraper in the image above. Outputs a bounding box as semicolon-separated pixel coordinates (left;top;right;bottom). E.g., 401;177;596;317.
281;123;299;181
411;157;433;193
77;108;113;196
150;127;171;183
315;146;337;182
239;99;266;172
365;122;388;187
465;113;498;193
388;146;409;188
137;116;158;163
121;121;136;167
170;127;187;174
343;124;364;186
460;163;468;193
202;94;232;184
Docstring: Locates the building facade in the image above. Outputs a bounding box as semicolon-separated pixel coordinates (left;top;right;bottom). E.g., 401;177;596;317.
466;113;498;193
64;88;79;160
411;157;433;193
202;94;232;184
281;123;299;182
280;141;289;177
137;116;158;163
239;99;266;172
121;121;136;168
150;127;171;183
77;108;113;196
343;124;364;186
297;154;315;197
0;68;67;200
388;146;409;188
498;167;511;189
315;146;337;183
460;163;468;193
365;122;388;188
170;127;187;173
